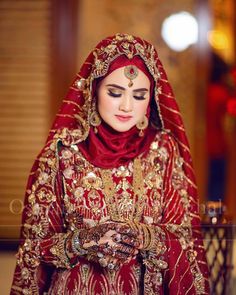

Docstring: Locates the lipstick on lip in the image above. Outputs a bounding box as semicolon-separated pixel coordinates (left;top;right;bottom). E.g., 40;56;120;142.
115;115;133;122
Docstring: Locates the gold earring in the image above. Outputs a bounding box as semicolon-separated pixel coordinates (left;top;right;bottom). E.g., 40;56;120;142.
136;115;148;137
90;103;101;133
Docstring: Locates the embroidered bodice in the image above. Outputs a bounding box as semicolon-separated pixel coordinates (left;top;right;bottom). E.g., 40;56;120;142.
60;133;169;228
11;130;209;295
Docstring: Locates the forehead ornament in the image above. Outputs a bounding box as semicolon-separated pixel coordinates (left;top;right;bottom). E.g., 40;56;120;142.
124;65;138;87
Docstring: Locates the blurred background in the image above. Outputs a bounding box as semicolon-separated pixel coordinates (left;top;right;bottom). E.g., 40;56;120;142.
0;0;236;294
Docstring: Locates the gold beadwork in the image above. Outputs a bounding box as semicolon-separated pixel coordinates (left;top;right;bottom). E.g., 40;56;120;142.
75;78;87;90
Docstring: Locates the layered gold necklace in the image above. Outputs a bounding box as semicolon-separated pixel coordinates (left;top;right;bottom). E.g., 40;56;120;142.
100;158;146;222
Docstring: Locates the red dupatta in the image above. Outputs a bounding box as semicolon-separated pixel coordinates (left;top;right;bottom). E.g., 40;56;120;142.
15;33;209;294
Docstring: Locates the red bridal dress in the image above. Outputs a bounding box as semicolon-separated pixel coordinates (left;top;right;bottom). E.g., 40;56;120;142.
11;34;209;295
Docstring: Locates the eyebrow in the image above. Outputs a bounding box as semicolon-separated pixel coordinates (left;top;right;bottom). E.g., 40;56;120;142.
133;88;148;92
106;84;125;90
106;84;148;92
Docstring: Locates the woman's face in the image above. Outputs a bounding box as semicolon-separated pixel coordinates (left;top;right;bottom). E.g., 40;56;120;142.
97;66;151;132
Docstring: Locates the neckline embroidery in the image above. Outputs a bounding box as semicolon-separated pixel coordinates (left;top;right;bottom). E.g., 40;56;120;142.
100;157;146;222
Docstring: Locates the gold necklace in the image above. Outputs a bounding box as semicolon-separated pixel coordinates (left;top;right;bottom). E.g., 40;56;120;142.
100;158;146;222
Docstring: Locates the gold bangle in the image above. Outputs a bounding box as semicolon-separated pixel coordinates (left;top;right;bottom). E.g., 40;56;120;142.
145;225;157;251
126;220;159;252
71;230;87;256
142;224;151;249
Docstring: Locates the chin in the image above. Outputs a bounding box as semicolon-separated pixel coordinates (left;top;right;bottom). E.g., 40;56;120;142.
114;127;131;132
106;123;133;133
112;125;134;133
102;118;137;132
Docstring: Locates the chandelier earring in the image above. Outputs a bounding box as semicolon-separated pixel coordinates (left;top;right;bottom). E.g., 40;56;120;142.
136;115;148;137
89;101;101;133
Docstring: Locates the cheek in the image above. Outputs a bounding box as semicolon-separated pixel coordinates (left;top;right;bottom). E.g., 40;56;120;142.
97;91;116;117
134;99;150;118
98;90;108;111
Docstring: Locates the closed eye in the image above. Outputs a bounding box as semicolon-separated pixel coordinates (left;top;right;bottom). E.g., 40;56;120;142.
133;91;147;100
107;89;122;97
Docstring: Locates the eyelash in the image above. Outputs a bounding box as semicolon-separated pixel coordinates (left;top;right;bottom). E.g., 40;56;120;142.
133;95;146;100
108;90;146;100
108;90;121;97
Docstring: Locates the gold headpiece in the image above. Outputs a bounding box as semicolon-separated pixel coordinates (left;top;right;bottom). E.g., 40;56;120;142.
124;65;138;87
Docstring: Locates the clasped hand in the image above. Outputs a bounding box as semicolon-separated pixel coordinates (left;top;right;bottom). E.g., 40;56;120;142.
79;222;142;270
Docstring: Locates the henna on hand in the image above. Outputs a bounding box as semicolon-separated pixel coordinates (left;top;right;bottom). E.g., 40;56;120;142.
72;222;142;269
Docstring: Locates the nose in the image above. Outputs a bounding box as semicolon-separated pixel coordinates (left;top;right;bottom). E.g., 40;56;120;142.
119;94;133;112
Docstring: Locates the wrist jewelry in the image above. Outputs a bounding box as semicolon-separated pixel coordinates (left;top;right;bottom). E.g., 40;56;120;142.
143;224;156;251
71;231;88;256
126;220;157;252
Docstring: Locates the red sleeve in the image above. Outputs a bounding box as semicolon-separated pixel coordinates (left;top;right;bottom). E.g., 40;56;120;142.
10;143;76;295
142;133;210;294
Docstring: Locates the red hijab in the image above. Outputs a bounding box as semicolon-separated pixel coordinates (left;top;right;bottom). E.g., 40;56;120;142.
78;55;157;168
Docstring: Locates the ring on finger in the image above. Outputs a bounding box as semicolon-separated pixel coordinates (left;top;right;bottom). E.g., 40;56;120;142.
121;245;133;254
107;262;115;270
97;252;104;259
113;233;121;243
115;251;128;260
99;258;108;268
112;249;117;257
121;234;130;243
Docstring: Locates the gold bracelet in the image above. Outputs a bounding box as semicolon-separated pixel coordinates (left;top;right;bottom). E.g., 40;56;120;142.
126;220;160;252
71;230;88;256
145;225;157;251
142;224;152;249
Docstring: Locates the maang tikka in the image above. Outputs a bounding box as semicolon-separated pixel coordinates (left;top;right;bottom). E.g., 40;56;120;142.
124;65;138;87
89;101;101;133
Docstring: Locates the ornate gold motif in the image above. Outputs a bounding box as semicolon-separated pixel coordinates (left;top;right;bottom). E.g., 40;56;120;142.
100;158;145;222
49;233;71;268
82;172;103;190
91;34;160;83
89;101;102;133
75;78;87;90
